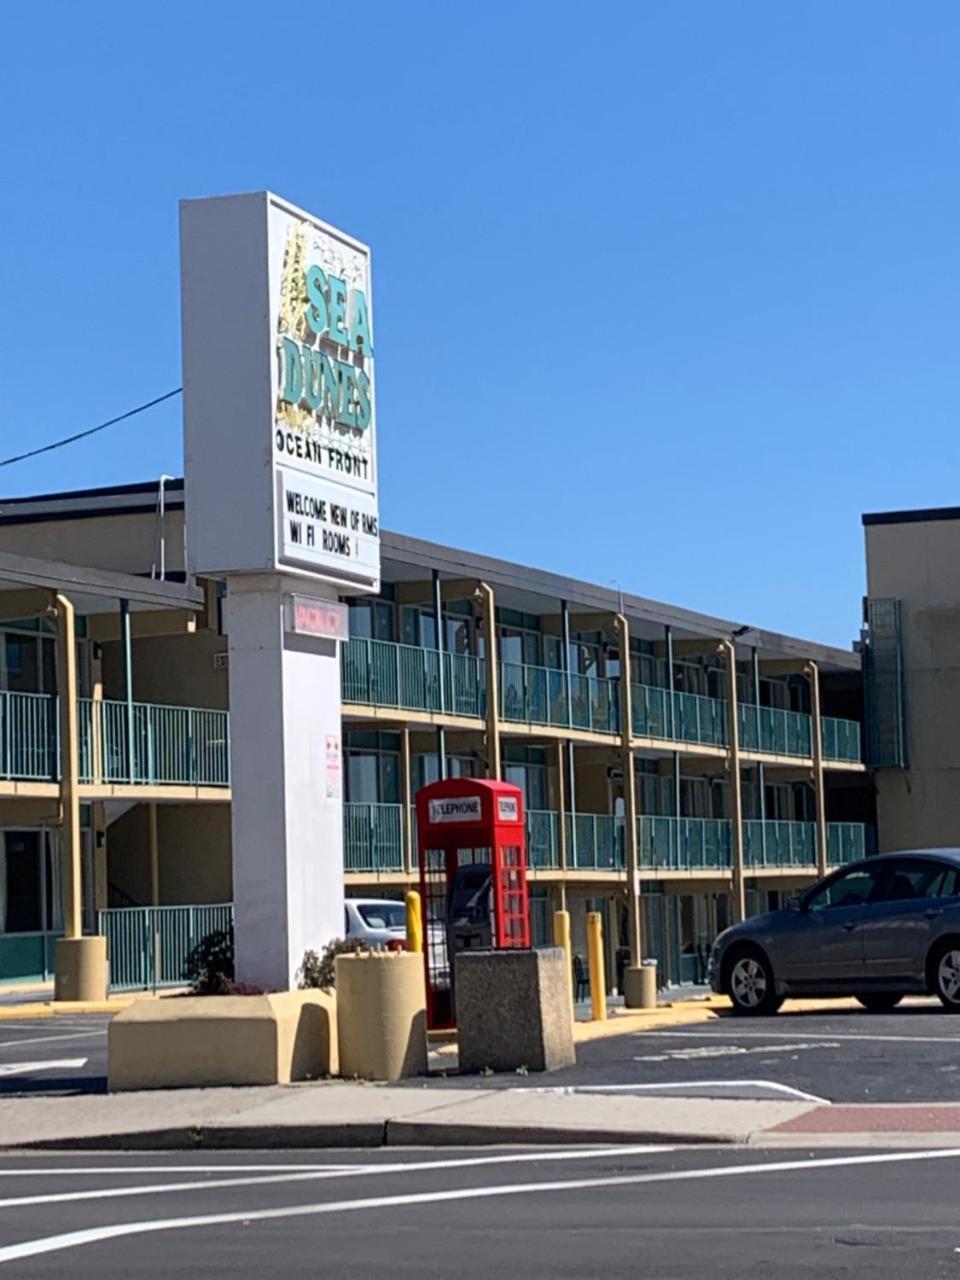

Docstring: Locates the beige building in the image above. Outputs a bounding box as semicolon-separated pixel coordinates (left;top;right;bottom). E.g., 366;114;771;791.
863;505;960;850
0;479;874;992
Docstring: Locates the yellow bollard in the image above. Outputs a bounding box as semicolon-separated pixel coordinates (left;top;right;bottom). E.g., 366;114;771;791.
405;890;423;953
587;910;606;1021
553;909;573;1015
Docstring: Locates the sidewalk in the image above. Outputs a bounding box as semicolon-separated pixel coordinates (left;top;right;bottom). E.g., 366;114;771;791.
3;1082;960;1152
0;1082;811;1151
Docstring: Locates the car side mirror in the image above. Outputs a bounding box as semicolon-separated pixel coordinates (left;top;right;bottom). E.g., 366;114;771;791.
786;895;804;914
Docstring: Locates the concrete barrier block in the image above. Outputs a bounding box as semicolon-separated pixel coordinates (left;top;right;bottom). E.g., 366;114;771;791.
108;989;337;1091
336;951;427;1081
455;947;575;1073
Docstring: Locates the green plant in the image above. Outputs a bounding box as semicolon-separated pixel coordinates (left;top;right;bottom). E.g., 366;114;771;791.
185;926;234;994
297;937;366;990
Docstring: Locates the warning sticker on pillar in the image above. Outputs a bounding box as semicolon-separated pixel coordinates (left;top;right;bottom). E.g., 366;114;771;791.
325;735;342;800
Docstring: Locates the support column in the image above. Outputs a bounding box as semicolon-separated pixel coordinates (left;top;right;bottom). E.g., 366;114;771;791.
401;726;415;876
432;570;446;781
148;803;160;906
807;660;828;877
53;592;106;1001
478;583;501;780
119;598;135;783
561;601;578;866
555;739;568;912
719;639;746;922
225;575;346;990
617;615;653;1007
616;615;641;966
752;647;766;863
92;804;108;912
91;643;104;786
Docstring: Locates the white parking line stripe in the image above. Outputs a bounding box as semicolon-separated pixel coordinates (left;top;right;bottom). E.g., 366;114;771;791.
0;1144;673;1211
0;1031;103;1051
0;1059;87;1078
637;1030;960;1045
0;1164;356;1177
1;1148;958;1265
514;1081;829;1103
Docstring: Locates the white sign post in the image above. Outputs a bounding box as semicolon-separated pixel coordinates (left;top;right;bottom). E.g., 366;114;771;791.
180;192;379;989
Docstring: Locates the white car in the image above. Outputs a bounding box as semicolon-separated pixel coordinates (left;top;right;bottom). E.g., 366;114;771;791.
344;898;407;946
344;897;450;988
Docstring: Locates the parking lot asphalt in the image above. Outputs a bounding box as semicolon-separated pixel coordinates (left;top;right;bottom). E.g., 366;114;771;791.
4;998;960;1106
0;1017;109;1096
1;1144;960;1276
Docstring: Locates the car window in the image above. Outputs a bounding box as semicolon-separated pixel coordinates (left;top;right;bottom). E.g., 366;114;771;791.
357;903;406;929
805;866;885;911
882;859;958;902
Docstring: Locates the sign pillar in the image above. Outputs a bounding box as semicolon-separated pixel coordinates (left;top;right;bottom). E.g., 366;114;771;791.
180;192;380;990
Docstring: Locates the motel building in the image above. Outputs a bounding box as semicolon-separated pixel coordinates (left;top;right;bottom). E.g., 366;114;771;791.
0;477;875;994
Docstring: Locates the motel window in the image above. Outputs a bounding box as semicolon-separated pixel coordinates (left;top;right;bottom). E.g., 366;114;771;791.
347;600;395;642
344;732;401;805
414;754;477;791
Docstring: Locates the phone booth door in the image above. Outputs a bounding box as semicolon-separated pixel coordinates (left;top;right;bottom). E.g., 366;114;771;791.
415;777;530;1029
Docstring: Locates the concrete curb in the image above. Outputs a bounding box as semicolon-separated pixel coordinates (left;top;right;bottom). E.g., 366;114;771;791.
11;1120;738;1152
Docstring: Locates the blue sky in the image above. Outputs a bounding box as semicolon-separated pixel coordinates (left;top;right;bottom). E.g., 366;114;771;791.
1;2;957;648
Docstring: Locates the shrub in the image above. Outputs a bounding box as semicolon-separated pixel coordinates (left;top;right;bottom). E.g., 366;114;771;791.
185;926;235;994
297;937;366;990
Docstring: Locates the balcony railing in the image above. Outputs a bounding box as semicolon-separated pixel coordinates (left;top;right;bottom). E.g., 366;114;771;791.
339;640;865;764
527;809;560;869
739;704;812;758
567;813;625;870
79;700;230;787
822;716;862;763
638;816;733;871
338;803;871;878
499;662;620;734
0;690;230;788
0;690;58;780
343;802;405;873
631;684;727;748
743;819;816;868
827;821;868;865
341;637;484;718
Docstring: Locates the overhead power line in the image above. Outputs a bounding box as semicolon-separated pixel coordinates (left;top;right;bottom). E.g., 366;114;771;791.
0;388;183;469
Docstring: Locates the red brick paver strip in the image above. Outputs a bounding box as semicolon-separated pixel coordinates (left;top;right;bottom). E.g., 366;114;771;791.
772;1105;960;1133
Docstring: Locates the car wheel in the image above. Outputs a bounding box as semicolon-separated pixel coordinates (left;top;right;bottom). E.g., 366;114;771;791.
932;943;960;1012
855;993;904;1013
726;950;782;1016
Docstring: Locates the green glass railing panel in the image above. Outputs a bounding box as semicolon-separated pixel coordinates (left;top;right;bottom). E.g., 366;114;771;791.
500;662;569;728
98;903;234;991
827;822;867;866
739;704;812;758
344;802;405;873
342;638;484;718
631;685;727;747
637;816;732;871
444;651;485;718
822;717;862;763
743;820;816;868
526;809;559;869
79;700;230;787
566;813;625;869
0;691;58;781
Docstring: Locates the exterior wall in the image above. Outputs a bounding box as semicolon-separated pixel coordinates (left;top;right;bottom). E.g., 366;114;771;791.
107;802;232;906
866;517;960;849
0;510;184;577
101;628;228;708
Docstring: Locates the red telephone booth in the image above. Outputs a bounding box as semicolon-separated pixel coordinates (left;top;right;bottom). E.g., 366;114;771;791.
415;777;531;1029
